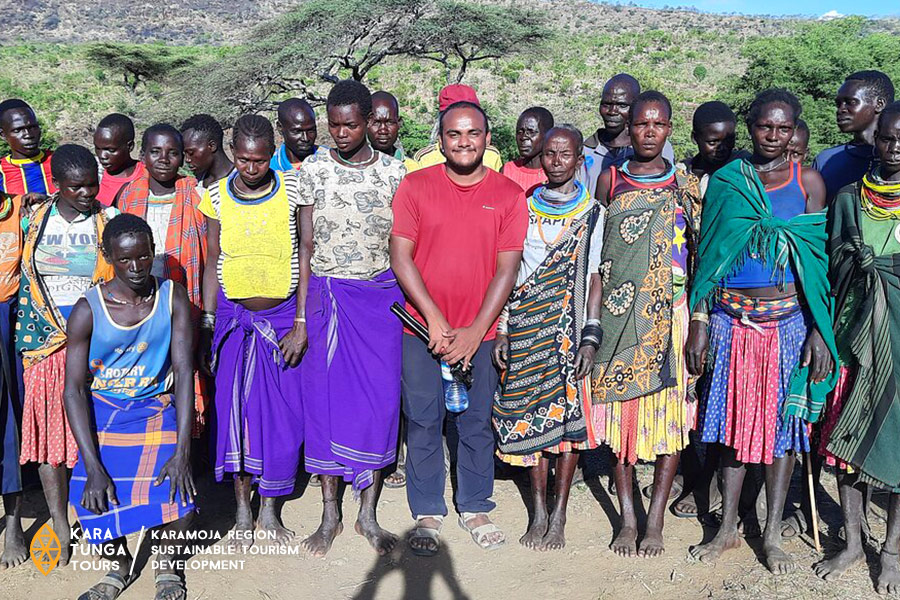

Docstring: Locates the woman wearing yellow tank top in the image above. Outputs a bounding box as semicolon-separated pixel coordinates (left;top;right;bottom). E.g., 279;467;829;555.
197;114;311;550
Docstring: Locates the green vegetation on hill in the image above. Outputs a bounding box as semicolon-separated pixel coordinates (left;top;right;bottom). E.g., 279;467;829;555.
0;4;896;162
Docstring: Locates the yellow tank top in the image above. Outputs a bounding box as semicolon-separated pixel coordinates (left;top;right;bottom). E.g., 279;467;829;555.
198;171;307;300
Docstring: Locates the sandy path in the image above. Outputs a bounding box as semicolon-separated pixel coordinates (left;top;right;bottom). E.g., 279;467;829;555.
0;465;889;600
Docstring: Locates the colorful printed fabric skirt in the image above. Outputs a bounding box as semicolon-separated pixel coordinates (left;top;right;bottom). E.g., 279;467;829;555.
697;292;810;465
497;377;603;467
604;296;693;464
70;393;195;543
818;366;855;471
19;348;77;468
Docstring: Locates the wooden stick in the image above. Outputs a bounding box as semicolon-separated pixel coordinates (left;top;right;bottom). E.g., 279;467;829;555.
805;452;822;553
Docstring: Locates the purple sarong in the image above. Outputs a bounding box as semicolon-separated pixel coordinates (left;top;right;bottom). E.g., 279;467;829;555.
211;291;303;497
302;270;402;492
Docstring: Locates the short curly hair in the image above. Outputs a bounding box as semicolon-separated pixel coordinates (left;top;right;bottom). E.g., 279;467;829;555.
102;213;154;256
846;70;895;105
745;89;802;129
326;79;373;119
96;113;135;142
50;144;97;182
878;101;900;132
141;123;182;151
180;113;224;147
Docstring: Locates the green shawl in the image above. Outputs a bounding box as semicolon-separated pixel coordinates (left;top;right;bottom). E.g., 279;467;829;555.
826;183;900;490
688;159;837;423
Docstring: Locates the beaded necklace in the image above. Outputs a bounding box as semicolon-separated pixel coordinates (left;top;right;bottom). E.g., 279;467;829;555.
528;180;590;220
861;167;900;220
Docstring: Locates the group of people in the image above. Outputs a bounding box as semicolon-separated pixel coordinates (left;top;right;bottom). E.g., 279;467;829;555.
0;65;898;599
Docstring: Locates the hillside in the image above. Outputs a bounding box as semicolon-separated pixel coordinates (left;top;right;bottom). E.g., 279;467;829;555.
0;0;896;160
0;0;796;43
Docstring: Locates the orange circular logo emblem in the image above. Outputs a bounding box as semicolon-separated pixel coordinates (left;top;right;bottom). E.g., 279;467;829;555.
30;522;61;575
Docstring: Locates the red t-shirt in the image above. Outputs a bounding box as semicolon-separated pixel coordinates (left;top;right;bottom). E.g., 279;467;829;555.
392;165;527;341
97;162;146;207
501;159;546;197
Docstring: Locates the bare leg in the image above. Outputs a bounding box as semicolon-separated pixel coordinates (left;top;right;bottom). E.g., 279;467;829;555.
79;537;133;599
154;514;193;600
227;474;254;552
610;460;638;557
814;472;865;580
877;493;900;595
258;495;294;546
302;474;343;557
520;457;549;549
540;452;578;551
38;463;71;566
640;452;679;558
690;446;744;562
762;454;796;574
355;470;397;555
0;492;26;568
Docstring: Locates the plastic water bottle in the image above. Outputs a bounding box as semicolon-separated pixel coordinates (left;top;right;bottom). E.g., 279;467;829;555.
440;361;469;413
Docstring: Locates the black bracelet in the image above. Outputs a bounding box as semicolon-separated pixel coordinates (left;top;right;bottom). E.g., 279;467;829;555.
580;323;602;350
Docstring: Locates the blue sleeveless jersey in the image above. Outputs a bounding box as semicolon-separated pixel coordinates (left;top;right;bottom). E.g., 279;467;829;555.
85;278;173;401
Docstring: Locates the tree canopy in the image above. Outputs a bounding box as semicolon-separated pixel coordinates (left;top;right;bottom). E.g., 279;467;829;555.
158;0;549;124
725;17;900;155
86;43;197;91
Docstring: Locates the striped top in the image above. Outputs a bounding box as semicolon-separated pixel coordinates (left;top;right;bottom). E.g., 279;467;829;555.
0;151;55;196
198;170;309;300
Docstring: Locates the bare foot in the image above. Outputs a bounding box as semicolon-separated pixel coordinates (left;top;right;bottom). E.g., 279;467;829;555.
814;546;865;581
638;528;665;558
259;502;295;546
763;541;796;575
519;509;548;550
0;518;28;569
689;528;741;563
539;517;566;552
227;505;255;553
877;550;900;595
610;525;637;557
53;518;71;567
354;518;397;556
302;520;343;558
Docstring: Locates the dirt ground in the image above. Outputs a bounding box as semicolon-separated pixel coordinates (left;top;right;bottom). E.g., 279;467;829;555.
0;455;893;600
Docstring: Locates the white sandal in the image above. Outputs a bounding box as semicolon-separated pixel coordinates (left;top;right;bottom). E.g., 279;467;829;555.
458;512;506;551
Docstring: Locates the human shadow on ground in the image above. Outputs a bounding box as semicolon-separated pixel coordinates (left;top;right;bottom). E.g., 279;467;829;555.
351;533;472;600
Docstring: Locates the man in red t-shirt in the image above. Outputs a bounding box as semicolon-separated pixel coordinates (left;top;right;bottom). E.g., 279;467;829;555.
391;101;527;556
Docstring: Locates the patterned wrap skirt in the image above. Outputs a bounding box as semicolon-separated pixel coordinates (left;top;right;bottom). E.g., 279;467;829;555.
696;291;810;465
818;365;855;471
604;295;694;464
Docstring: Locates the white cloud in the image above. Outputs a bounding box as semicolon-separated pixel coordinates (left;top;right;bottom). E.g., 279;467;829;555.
819;9;844;19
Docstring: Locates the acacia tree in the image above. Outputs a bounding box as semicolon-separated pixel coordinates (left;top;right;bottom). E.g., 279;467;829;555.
413;0;548;83
86;43;196;92
161;0;548;124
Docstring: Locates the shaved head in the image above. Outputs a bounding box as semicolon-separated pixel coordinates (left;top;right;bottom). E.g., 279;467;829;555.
545;125;583;154
603;73;641;98
372;91;399;113
277;97;315;123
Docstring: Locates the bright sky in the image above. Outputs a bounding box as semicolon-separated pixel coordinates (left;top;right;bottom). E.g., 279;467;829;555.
617;0;897;17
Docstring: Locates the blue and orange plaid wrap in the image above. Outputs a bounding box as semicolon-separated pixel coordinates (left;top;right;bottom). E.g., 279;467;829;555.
69;392;195;543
